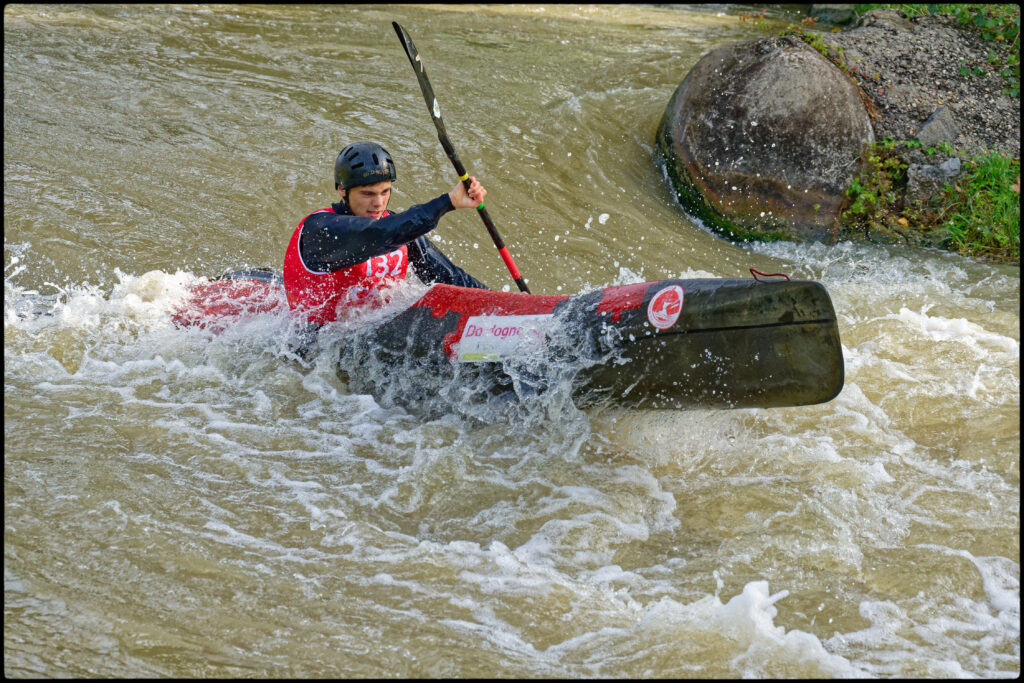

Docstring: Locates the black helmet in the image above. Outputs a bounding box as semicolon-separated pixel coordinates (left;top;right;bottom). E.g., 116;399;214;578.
334;142;396;190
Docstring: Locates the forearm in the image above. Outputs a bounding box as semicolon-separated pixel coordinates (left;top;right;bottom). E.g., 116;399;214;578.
301;194;454;270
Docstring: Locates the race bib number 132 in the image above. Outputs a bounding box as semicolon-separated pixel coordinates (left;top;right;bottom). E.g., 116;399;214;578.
364;249;406;278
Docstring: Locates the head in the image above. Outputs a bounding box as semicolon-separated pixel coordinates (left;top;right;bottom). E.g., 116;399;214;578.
334;142;396;219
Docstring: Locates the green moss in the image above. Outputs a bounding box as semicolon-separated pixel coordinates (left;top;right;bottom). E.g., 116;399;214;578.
655;143;791;243
782;26;849;71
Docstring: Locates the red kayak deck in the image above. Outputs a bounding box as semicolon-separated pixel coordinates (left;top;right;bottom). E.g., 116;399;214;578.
171;278;287;332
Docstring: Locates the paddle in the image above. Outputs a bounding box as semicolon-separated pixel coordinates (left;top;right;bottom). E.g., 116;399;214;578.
392;21;531;293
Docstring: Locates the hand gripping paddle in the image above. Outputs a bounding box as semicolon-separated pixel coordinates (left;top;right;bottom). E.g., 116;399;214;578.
392;21;530;293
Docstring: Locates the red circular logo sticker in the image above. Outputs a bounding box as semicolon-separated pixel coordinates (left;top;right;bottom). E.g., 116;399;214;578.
647;285;684;330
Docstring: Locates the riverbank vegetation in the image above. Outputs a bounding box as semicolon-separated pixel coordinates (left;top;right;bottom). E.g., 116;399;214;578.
841;139;1020;262
855;4;1019;262
788;4;1020;263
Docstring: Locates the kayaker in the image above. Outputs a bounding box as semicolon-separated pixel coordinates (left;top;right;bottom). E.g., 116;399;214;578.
283;141;488;325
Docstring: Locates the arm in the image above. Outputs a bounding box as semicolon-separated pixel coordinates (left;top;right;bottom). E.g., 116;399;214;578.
300;194;454;271
408;236;488;290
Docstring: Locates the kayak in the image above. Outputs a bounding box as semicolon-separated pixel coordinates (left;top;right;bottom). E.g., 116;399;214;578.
172;269;844;410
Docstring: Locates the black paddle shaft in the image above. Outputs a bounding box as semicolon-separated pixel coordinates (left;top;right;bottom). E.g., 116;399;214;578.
392;21;530;293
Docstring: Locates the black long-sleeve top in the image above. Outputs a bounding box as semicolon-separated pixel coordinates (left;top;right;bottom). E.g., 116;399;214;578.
299;194;487;290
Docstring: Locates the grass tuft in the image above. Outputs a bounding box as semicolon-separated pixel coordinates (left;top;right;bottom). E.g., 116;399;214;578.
940;153;1020;262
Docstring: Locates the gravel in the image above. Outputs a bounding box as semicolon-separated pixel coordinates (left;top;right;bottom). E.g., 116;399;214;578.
820;9;1019;164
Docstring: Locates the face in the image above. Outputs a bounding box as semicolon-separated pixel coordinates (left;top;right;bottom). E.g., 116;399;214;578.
343;181;392;219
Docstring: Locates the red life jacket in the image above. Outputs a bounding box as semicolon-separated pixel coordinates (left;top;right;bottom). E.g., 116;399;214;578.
282;208;408;324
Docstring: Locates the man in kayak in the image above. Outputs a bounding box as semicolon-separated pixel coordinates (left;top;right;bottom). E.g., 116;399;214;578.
283;141;488;325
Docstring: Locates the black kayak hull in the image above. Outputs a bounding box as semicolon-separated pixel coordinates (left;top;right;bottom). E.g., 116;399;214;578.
354;278;844;410
175;272;844;410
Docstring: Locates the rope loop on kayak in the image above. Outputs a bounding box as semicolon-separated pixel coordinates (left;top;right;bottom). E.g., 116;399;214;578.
750;268;791;282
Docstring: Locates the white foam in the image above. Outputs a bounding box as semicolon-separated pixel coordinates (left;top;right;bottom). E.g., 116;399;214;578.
896;306;1019;355
915;545;1020;617
546;581;863;677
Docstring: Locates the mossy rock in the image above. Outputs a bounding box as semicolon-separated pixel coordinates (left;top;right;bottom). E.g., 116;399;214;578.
656;36;874;243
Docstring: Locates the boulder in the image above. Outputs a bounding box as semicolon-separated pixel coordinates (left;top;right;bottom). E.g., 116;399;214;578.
905;157;961;204
656;36;874;243
809;4;857;26
914;106;960;148
855;8;915;32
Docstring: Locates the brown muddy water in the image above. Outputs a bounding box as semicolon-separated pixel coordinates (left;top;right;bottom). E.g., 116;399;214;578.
4;4;1018;677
